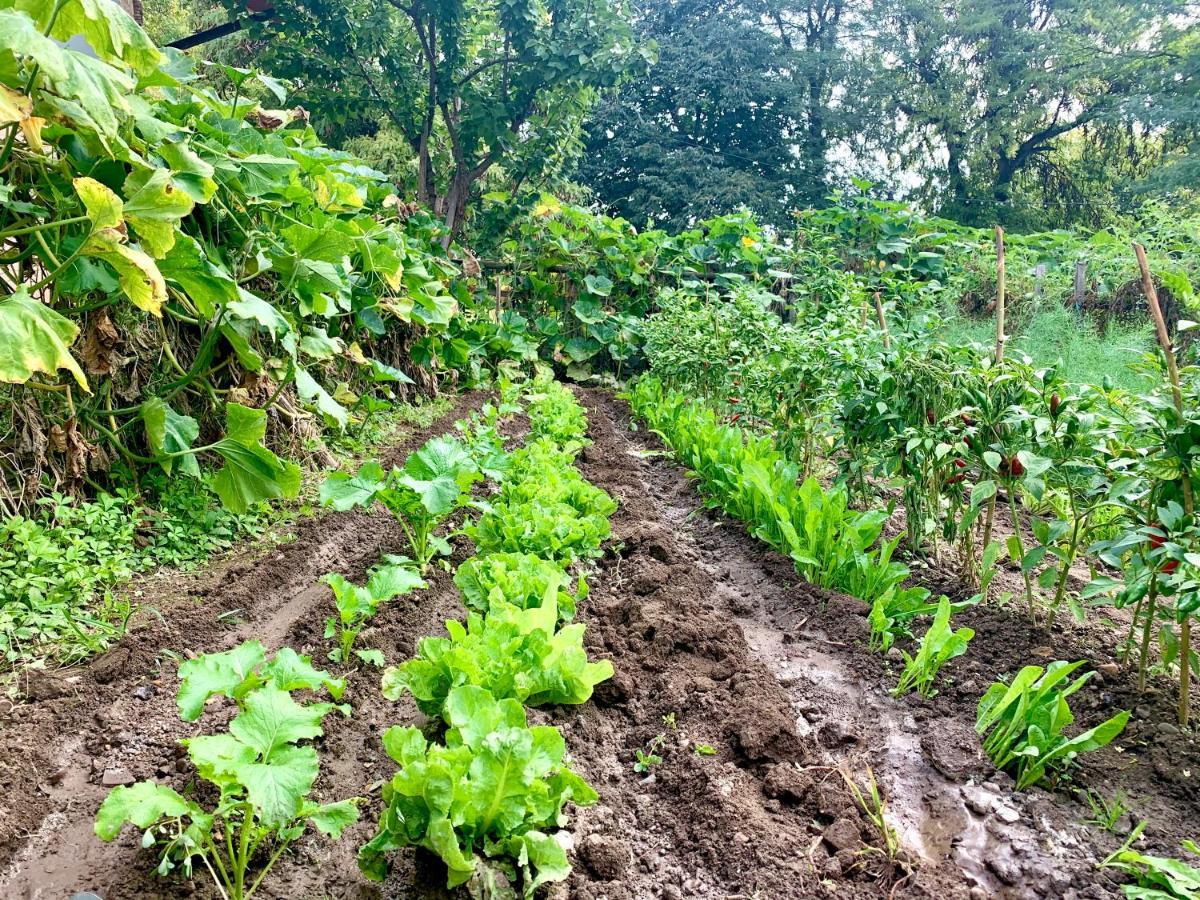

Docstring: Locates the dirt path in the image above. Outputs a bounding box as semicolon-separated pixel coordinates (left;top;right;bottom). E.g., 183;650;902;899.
0;386;1195;900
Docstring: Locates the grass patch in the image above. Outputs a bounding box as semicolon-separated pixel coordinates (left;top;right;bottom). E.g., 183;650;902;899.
940;302;1155;391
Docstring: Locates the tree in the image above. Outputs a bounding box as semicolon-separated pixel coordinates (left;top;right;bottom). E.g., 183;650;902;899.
846;0;1198;227
577;0;846;229
242;0;648;241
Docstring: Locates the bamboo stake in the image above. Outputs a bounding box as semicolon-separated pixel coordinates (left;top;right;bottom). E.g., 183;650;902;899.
993;227;1006;364
980;227;1007;579
1134;241;1193;727
873;291;890;350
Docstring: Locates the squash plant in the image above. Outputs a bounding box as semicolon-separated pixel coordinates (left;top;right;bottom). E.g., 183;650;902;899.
96;642;359;900
322;559;426;665
320;437;480;572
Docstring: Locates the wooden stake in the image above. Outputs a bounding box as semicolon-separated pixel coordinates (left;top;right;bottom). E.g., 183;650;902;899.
873;291;890;350
1134;241;1193;727
993;227;1006;363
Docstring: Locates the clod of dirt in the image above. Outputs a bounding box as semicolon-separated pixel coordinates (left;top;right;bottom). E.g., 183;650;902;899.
18;669;71;701
762;762;814;804
578;833;631;881
823;814;864;852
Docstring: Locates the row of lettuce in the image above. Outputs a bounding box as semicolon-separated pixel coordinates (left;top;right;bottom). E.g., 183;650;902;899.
95;373;616;897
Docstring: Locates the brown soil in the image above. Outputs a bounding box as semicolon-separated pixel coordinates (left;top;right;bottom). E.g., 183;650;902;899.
0;387;1196;900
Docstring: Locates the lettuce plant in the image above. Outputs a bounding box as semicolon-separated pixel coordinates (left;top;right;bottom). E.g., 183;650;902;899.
96;644;359;900
320;436;480;571
891;596;974;697
455;551;587;621
976;660;1130;790
381;576;612;717
359;685;597;893
322;559;426;665
525;374;589;447
467;496;613;563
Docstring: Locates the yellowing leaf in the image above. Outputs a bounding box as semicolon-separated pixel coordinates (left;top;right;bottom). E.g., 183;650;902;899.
0;84;31;125
83;233;166;316
73;176;124;230
19;115;45;152
0;287;89;393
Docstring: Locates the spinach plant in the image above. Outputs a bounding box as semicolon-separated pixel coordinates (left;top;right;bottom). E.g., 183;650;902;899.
96;643;359;900
359;685;597;894
320;436;481;571
976;660;1130;790
322;559;426;666
1101;822;1200;899
891;596;974;698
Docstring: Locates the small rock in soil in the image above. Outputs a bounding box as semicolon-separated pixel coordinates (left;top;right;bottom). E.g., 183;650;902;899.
132;684;156;701
817;719;859;748
101;767;135;787
1098;663;1120;677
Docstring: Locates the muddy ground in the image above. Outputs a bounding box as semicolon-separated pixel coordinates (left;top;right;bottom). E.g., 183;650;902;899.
0;387;1196;899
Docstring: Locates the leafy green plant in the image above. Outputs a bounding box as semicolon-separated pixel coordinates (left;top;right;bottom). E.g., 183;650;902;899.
381;574;612;716
322;560;426;665
891;597;974;698
633;734;666;773
525;374;589;447
96;643;358;900
359;685;597;893
976;660;1131;790
1101;822;1200;899
320;436;481;571
455;551;586;621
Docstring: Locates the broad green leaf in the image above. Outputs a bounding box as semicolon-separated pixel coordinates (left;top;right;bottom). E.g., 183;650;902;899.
176;640;268;720
303;798;361;837
400;436;478;516
227;287;288;337
235;743;320;825
94;781;197;841
0;287;89;392
184;732;256;785
260;647;346;700
319;460;387;511
583;274;612;297
141;397;200;477
209;403;301;513
158;234;239;315
228;686;331;758
296;368;349;429
122;168;195;258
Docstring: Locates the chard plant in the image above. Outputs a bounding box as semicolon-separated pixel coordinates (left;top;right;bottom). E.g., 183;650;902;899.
1101;823;1200;900
891;596;974;698
359;685;597;894
381;573;612;717
322;559;426;666
320;436;481;571
95;642;359;900
455;551;588;621
976;660;1130;790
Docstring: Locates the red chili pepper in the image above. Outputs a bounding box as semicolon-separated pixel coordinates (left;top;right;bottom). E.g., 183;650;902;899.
1162;559;1179;574
954;458;967;469
961;413;976;427
730;413;741;423
729;396;740;404
926;409;936;425
1049;393;1061;416
1007;455;1025;477
1149;530;1166;550
946;473;966;485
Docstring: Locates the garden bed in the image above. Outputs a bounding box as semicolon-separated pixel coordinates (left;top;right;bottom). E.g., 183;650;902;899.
0;387;1196;899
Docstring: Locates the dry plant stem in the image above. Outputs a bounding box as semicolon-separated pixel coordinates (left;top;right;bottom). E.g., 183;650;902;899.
1135;240;1193;726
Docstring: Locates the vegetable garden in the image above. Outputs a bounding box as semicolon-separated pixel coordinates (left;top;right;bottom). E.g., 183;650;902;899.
3;2;1200;899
